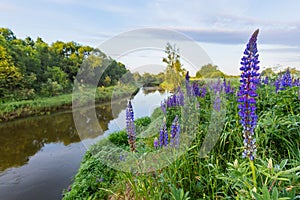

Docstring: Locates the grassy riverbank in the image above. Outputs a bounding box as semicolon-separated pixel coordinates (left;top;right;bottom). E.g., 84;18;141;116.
63;81;300;199
0;85;138;122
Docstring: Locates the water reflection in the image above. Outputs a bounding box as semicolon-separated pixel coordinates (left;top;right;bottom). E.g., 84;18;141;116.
0;99;127;172
0;89;168;200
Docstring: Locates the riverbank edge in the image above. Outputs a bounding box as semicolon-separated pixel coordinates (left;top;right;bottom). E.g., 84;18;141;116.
0;86;139;122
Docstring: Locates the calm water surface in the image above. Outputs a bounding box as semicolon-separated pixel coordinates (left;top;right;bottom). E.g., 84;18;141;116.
0;89;168;200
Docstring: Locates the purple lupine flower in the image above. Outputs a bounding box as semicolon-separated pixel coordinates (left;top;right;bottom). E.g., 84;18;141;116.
120;154;125;161
223;79;234;94
96;177;104;182
159;117;168;147
212;79;223;94
200;85;207;97
186;71;192;96
263;76;269;85
237;29;260;161
154;137;159;149
293;78;300;86
274;78;281;93
213;94;221;111
192;82;201;96
176;87;184;106
280;69;292;89
170;115;180;148
126;100;136;152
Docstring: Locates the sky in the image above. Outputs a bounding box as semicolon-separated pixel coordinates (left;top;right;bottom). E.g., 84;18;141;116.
1;0;300;75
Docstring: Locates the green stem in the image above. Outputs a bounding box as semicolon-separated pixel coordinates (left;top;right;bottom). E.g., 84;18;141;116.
250;159;257;189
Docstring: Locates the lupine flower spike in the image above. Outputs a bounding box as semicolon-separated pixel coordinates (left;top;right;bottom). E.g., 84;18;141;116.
126;100;136;152
170;115;180;148
159;117;168;147
154;137;159;149
186;71;192;96
237;29;260;161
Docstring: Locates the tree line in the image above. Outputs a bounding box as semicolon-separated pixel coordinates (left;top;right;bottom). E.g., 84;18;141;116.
0;28;130;101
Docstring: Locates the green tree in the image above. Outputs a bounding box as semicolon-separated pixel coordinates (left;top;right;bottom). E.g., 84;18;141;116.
162;43;183;89
196;64;225;78
0;46;22;98
261;67;275;77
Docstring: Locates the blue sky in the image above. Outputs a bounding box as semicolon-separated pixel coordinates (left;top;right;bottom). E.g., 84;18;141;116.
1;0;300;75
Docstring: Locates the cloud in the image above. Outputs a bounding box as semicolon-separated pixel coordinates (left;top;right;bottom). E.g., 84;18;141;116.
173;25;300;46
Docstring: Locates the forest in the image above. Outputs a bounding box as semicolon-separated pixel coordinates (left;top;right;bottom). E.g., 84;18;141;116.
0;28;131;101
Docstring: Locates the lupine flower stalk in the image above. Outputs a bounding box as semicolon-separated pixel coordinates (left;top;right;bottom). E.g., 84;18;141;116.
192;82;201;96
176;87;184;106
154;137;159;149
126;100;136;152
263;76;269;85
170;115;180;148
281;68;292;89
237;29;260;189
166;87;184;107
161;100;167;115
274;78;281;93
159;117;168;147
200;85;207;97
223;79;234;94
237;29;260;161
186;71;192;96
293;78;300;86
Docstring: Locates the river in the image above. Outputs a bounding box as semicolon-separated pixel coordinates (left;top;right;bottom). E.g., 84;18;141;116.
0;89;168;200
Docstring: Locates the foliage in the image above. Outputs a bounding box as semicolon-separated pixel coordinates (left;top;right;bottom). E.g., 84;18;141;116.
196;63;226;78
0;85;137;121
65;46;300;200
0;27;129;101
162;43;184;90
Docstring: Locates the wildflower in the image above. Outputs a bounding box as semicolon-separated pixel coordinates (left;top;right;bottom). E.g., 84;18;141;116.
186;71;192;96
192;82;201;96
159;117;168;147
212;79;222;94
263;76;269;85
120;153;126;161
274;78;281;93
126;100;136;152
176;87;184;106
223;79;234;94
96;177;104;182
154;137;159;149
213;94;221;111
200;85;207;97
293;78;299;86
280;68;292;89
67;185;71;192
170;115;180;148
237;29;260;161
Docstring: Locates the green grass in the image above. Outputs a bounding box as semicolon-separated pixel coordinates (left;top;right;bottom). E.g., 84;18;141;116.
63;83;300;200
0;85;138;121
